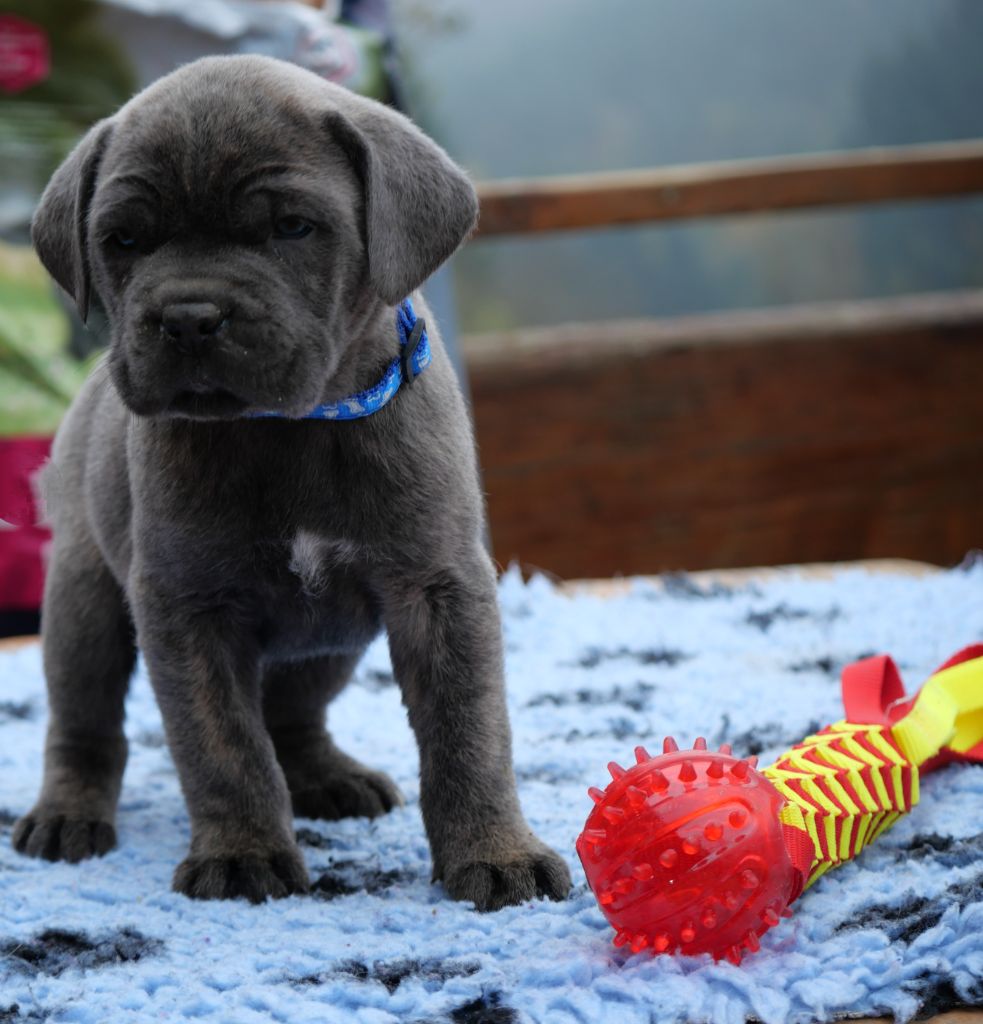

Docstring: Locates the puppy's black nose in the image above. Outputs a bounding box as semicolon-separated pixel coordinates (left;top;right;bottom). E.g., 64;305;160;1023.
161;303;225;355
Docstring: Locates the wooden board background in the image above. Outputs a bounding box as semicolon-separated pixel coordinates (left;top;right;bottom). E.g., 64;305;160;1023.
466;291;983;579
475;140;983;237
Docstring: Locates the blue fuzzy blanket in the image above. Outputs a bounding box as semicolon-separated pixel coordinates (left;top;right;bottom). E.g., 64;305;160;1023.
1;563;982;1024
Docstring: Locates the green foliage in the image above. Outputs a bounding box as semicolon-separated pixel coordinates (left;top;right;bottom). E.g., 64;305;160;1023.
0;243;93;437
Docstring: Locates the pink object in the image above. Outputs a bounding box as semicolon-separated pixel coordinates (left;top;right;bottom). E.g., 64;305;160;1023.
0;437;51;610
0;15;50;94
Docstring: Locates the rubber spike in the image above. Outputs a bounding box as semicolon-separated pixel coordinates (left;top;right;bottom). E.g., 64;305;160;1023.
745;930;761;953
632;862;654;881
613;929;630;947
682;839;699;856
602;805;626;824
740;868;759;890
706;760;725;779
630;933;649;954
693;736;708;750
653;932;671;953
678;760;697;783
598;889;614;906
725;945;742;965
663;736;679;754
613;878;634;895
608;761;627;780
582;828;607;843
704;821;723;841
728;809;747;828
730;760;750;780
701;908;717;929
680;921;696;943
634;745;651;763
648;769;669;792
625;785;646;809
719;743;733;755
746;755;759;769
659;849;679;869
762;907;780;927
587;786;605;804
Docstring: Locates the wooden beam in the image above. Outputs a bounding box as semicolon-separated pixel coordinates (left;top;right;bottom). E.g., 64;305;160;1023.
474;140;983;237
0;635;37;651
466;290;983;579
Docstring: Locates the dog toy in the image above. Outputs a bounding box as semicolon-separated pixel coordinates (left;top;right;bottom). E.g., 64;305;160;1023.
576;645;983;963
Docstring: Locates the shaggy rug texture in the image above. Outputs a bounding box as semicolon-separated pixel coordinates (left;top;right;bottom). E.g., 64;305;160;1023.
1;561;982;1024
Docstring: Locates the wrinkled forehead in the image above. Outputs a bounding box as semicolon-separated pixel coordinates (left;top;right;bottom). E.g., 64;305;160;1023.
99;81;359;213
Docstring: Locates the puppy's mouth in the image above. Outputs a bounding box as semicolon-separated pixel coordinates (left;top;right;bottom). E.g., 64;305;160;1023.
167;386;250;419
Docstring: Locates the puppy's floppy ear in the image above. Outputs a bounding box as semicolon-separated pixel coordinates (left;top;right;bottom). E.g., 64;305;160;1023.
31;119;114;323
326;104;478;305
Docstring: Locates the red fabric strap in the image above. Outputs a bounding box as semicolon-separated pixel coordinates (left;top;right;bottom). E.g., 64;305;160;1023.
840;654;913;726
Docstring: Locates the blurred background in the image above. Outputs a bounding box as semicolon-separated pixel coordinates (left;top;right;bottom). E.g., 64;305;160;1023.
1;0;982;634
400;0;983;331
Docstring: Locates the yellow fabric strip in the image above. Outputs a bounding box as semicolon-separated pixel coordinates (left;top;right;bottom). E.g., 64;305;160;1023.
807;860;833;888
921;657;983;754
864;730;908;766
869;810;902;844
865;758;892;809
853;812;872;852
824;776;862;817
837;813;854;861
892;683;957;766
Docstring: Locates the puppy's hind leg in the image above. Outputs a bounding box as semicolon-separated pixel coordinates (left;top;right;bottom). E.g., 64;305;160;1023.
13;532;135;862
263;654;404;821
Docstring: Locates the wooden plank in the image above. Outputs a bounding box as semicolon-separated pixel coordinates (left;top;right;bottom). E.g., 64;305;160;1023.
0;634;37;652
474;140;983;237
466;290;983;579
868;1014;982;1024
465;290;983;370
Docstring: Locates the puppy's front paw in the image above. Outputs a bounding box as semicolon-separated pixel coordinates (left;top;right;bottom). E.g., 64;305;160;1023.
443;838;572;912
12;811;116;863
291;767;403;822
173;847;310;903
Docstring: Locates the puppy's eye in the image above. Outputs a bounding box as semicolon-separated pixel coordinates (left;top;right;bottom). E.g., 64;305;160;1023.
109;229;138;250
273;216;313;240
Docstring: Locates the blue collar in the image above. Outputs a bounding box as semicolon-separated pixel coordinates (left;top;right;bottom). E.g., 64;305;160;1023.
251;298;431;421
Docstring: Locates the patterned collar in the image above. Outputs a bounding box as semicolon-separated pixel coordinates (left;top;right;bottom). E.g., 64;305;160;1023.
251;298;430;421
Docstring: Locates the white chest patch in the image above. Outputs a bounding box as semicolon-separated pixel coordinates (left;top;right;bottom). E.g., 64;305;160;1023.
288;529;361;595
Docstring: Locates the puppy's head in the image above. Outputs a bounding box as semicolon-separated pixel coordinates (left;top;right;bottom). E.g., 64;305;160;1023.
32;56;478;419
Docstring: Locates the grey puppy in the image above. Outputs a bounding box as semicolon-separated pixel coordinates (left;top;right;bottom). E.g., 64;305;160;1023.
13;55;571;911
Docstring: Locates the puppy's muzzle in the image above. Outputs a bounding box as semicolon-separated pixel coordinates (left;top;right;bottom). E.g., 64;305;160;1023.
161;302;227;358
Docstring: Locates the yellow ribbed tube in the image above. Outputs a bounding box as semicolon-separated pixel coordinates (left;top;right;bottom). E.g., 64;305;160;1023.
763;653;983;890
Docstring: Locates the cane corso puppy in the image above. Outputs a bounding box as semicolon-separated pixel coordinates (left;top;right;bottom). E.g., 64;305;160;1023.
13;55;571;910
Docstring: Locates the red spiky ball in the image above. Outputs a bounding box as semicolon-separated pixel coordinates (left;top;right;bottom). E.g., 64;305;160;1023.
576;737;800;963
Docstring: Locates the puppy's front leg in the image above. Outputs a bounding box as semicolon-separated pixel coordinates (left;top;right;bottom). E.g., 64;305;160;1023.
133;580;308;901
383;549;571;911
